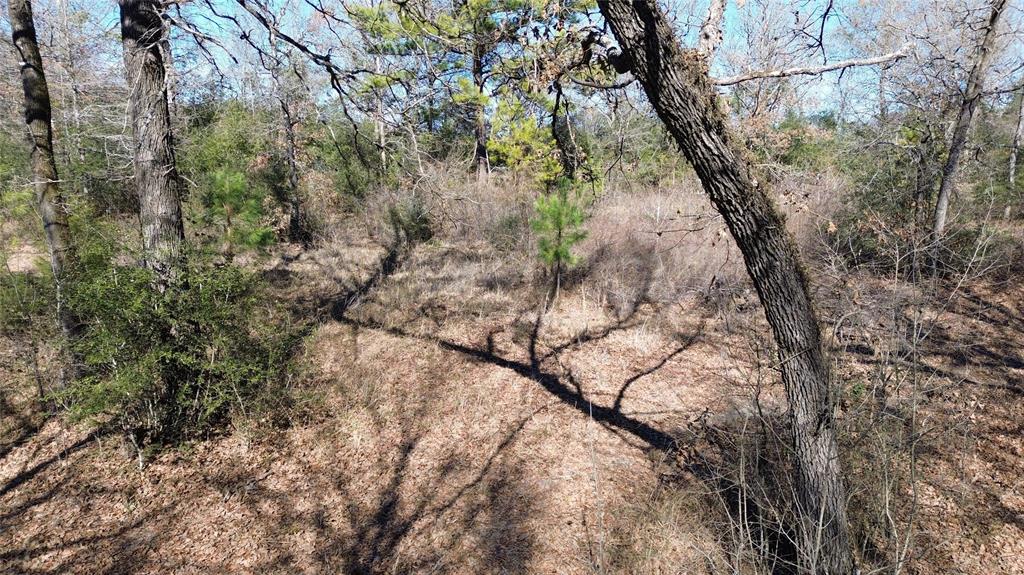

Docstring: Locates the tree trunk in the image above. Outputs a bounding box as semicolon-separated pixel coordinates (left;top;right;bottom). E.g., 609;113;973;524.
1009;88;1023;188
472;48;489;184
118;0;185;287
596;2;853;572
279;96;305;244
932;0;1007;237
374;54;388;173
9;0;79;347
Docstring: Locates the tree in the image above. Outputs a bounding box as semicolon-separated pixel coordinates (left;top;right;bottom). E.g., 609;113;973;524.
8;0;79;354
595;1;854;572
932;0;1007;238
1010;87;1023;188
119;0;185;288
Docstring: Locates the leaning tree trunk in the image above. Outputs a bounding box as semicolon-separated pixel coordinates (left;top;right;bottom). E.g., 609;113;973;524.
9;0;79;348
596;2;853;572
119;0;185;288
932;0;1007;238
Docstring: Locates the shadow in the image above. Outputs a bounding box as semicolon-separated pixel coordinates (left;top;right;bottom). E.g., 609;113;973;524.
328;238;408;321
0;394;47;462
243;387;543;574
335;305;706;455
0;429;102;499
613;321;706;411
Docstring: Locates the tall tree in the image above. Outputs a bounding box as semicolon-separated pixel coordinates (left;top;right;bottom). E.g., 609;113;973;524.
1009;87;1023;188
595;1;853;572
932;0;1007;237
9;0;79;349
119;0;185;287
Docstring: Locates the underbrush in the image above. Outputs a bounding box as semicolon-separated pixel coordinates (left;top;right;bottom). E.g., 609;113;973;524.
60;249;302;448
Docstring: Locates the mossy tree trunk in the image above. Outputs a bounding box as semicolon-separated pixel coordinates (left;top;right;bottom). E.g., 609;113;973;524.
596;2;853;572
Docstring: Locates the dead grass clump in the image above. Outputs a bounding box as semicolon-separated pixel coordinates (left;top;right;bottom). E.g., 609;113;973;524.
594;476;736;575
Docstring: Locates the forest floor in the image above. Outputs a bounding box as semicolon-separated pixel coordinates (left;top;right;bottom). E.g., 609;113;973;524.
1;223;1023;574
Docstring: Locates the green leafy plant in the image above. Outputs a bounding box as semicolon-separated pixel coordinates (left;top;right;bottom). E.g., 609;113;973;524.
208;168;276;252
532;177;588;295
62;252;300;446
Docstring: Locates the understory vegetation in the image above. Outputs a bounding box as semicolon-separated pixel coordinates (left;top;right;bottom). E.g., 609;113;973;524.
2;1;1023;574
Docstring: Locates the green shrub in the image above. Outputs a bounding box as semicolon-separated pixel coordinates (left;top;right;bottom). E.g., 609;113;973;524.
62;256;300;446
532;177;588;272
207;168;277;251
0;266;54;336
388;195;434;244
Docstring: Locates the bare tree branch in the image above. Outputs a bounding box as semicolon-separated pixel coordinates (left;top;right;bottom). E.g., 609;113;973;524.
713;45;911;86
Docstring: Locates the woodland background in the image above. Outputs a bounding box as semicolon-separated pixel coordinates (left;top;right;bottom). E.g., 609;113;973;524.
1;1;1024;573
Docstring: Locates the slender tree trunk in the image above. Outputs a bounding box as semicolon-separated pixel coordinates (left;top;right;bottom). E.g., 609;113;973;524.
932;0;1007;237
472;48;489;183
1009;88;1023;188
278;95;304;244
9;0;79;349
596;2;853;572
374;54;388;172
118;0;185;287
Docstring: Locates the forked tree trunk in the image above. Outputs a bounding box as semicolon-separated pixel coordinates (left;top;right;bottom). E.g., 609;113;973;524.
9;0;79;347
119;0;185;287
932;0;1007;237
596;2;853;572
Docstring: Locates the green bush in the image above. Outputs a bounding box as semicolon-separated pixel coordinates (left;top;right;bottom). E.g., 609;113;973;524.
388;194;434;244
207;168;277;251
62;256;300;446
532;177;588;272
0;266;54;336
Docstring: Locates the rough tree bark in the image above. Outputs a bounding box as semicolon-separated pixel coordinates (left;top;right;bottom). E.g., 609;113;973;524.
596;2;853;572
119;0;185;287
932;0;1007;237
9;0;79;346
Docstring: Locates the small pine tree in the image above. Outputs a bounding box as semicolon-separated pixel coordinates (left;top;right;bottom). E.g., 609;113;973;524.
208;168;275;257
531;177;587;302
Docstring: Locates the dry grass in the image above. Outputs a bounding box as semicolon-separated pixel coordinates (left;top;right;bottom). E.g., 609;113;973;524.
2;171;1023;574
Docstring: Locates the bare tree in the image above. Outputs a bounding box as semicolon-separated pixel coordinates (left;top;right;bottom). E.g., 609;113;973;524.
932;0;1008;238
8;0;79;351
595;1;854;572
119;0;185;287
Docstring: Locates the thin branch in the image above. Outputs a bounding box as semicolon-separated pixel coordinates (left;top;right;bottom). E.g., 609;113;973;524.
713;45;910;86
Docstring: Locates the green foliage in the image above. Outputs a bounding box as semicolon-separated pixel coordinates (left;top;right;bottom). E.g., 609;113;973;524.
0;266;54;336
62;252;300;445
180;102;285;251
305;116;383;200
531;177;588;270
774;112;840;170
208;168;276;250
487;96;561;182
388;195;434;244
